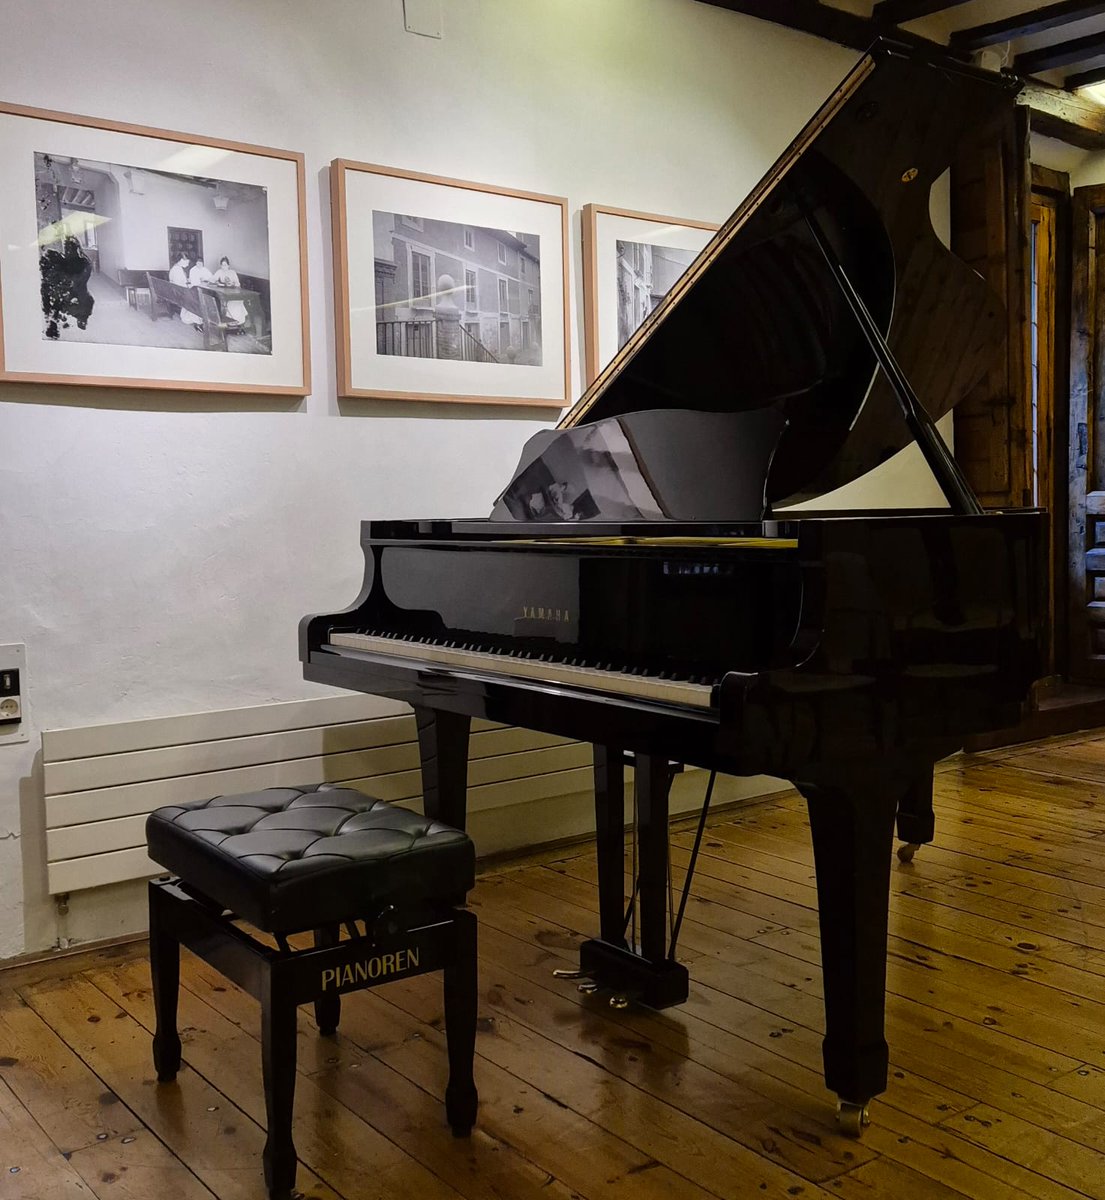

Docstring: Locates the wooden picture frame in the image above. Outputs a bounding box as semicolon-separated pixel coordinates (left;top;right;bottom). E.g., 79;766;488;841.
0;101;310;395
332;159;569;407
581;203;718;385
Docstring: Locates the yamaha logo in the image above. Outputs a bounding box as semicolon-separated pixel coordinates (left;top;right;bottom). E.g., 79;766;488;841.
520;605;571;623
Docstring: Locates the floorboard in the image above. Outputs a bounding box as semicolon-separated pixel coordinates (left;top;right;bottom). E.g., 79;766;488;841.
3;733;1105;1198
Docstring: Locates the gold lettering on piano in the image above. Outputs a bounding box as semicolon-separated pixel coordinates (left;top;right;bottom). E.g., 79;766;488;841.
520;605;571;623
320;946;420;991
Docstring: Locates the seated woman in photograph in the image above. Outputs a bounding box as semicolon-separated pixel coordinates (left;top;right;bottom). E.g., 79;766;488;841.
212;256;248;328
178;258;217;330
168;253;190;287
168;253;203;327
188;258;216;288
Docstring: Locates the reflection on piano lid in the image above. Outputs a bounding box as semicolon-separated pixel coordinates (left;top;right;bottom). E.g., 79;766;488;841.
494;45;1019;518
490;407;788;523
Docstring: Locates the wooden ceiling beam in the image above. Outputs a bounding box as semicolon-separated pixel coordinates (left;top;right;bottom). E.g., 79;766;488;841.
693;0;950;54
952;2;1105;52
1019;82;1105;149
1066;62;1105;90
1015;29;1105;73
871;0;973;24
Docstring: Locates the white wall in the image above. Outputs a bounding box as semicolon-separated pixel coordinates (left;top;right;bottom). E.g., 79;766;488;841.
92;172;125;282
0;0;942;960
115;171;269;276
1032;131;1105;191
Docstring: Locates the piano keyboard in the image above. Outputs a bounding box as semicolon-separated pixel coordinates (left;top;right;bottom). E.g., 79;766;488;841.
326;632;716;709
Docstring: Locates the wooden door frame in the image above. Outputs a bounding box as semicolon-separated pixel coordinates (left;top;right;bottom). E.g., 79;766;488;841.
1031;164;1070;680
1067;182;1105;681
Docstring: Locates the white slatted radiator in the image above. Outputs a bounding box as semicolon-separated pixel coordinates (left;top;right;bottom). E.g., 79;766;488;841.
42;694;591;895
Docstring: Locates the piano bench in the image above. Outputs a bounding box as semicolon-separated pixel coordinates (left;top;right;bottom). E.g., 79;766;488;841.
144;785;478;1200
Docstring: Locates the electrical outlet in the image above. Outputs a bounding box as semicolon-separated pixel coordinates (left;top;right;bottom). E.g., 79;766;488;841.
0;669;19;723
0;645;28;744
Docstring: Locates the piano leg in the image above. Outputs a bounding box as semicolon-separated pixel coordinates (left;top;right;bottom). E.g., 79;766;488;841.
799;772;902;1133
415;707;471;831
895;771;935;863
636;753;670;964
578;752;688;1009
593;745;627;948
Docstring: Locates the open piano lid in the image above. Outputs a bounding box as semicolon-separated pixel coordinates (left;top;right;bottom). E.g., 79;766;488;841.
493;45;1019;523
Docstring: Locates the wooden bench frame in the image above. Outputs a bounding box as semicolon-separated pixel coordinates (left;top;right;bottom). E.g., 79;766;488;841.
146;273;229;350
149;877;478;1200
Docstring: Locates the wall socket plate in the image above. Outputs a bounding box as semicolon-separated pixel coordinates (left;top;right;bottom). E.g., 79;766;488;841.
403;0;443;38
0;645;28;745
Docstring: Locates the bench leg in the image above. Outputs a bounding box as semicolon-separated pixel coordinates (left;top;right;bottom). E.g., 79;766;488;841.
148;884;182;1083
261;977;299;1200
313;926;341;1035
443;907;478;1136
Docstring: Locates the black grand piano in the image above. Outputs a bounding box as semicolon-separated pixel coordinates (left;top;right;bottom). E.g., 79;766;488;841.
302;44;1045;1134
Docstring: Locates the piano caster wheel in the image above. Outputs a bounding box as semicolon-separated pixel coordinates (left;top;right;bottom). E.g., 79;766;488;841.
609;995;629;1010
897;842;920;864
835;1100;871;1137
552;968;585;980
577;981;599;995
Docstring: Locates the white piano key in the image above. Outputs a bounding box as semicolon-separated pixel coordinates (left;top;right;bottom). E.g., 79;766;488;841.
327;632;715;710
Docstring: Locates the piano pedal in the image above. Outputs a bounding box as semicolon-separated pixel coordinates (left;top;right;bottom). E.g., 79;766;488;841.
835;1100;871;1137
552;967;586;980
577;981;599;995
896;842;921;864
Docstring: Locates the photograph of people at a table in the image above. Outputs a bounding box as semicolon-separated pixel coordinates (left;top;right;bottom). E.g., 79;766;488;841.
35;151;272;355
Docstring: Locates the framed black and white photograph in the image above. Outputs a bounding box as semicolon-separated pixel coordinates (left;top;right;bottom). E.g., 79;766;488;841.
0;102;309;394
581;203;718;384
332;159;568;406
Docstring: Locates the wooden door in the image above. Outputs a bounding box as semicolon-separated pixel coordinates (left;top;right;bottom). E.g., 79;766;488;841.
951;105;1032;509
1068;184;1105;681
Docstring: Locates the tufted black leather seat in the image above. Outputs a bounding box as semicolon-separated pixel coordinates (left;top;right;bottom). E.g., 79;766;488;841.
146;785;475;933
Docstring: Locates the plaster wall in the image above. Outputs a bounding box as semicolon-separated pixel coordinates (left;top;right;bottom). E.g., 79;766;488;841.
229;192;273;282
116;170;269;276
0;0;948;961
1032;133;1100;184
91;172;125;284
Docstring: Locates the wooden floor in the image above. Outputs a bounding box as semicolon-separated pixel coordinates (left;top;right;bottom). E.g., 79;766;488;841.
5;732;1105;1200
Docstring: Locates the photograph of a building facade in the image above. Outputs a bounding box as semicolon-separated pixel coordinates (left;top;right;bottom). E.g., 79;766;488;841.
373;211;542;366
35;152;272;354
616;238;697;348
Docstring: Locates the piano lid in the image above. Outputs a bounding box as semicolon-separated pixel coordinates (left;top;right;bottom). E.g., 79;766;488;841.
550;45;1020;509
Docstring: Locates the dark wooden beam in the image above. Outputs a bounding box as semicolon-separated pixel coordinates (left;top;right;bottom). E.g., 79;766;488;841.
693;0;949;54
1015;29;1105;73
1019;82;1105;149
693;0;874;51
1030;161;1071;194
1066;62;1105;90
871;0;973;24
953;2;1105;52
